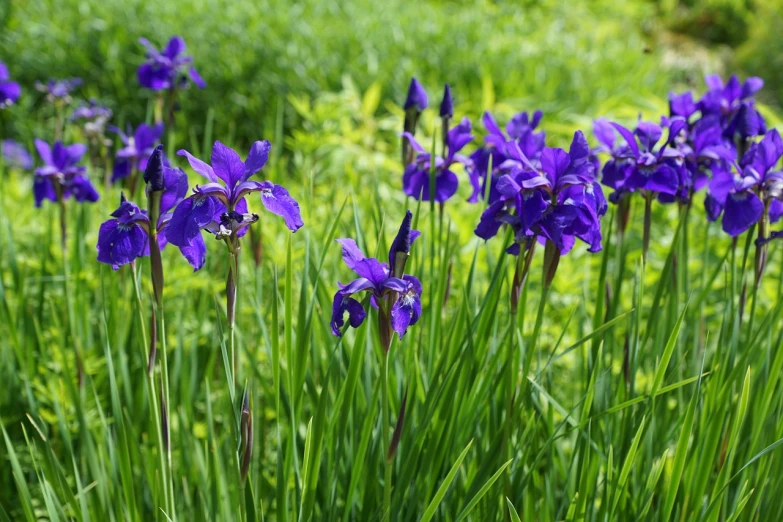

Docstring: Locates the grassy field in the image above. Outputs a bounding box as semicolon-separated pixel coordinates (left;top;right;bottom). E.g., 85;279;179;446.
2;1;783;521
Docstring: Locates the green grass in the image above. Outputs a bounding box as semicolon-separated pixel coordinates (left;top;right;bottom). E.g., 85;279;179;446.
3;1;783;520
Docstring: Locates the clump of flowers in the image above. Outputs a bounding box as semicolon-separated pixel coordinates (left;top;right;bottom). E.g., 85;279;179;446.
33;140;99;208
0;62;21;108
71;100;113;142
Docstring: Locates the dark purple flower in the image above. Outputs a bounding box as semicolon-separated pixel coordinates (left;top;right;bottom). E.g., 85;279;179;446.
33;140;99;207
698;74;765;140
96;167;189;269
167;140;303;270
0;62;21;108
402;117;474;203
331;215;422;339
468;110;546;203
705;129;783;237
475;131;606;254
138;36;205;91
2;140;33;170
35;78;82;100
109;123;165;182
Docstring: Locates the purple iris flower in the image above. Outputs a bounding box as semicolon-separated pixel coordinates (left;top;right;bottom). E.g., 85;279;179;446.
468;110;545;204
138;36;205;91
96;167;188;269
32;140;99;207
402;117;474;203
0;62;21;108
705;129;783;237
475;131;607;254
2;140;33;170
35;78;82;101
167;140;303;270
331;211;422;339
596;119;687;201
109;123;165;181
71;100;113;122
698;74;765;140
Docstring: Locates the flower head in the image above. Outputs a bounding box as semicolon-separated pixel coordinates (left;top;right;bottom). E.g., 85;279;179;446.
33;139;99;207
475;131;606;254
2;140;32;170
705;129;783;237
331;212;422;339
698;74;765;140
110;123;165;182
96;167;188;269
35;78;82;101
0;62;21;108
402;117;474;203
138;36;205;91
166;140;303;270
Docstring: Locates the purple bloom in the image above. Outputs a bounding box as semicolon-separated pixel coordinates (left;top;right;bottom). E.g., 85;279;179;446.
35;78;82;100
96;167;188;269
402;117;474;203
698;74;765;140
71;100;113;122
475;131;607;254
167;140;303;270
138;36;205;91
109;123;165;182
33;140;99;207
2;140;33;170
705;129;783;237
0;62;21;108
331;212;422;339
468;110;546;204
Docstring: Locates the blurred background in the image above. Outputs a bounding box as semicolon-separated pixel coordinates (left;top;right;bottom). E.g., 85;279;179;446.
2;0;782;152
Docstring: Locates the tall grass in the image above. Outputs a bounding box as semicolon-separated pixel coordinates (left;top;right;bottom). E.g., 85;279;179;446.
2;77;783;521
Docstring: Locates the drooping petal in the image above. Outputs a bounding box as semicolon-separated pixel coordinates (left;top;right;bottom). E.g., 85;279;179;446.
258;181;304;231
331;289;368;336
475;201;506;240
96;219;148;269
177;149;218;182
166;195;217;247
69;175;100;203
33;177;57;207
188;66;206;89
178;233;207;271
722;191;763;237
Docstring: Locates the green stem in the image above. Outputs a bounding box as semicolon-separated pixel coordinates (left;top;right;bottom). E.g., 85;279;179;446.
381;349;392;518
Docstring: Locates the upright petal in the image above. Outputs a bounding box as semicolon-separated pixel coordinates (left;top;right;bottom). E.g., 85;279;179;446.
243;140;271;181
34;139;53;166
163;36;187;59
211;141;245;187
177;149;218;182
336;238;367;270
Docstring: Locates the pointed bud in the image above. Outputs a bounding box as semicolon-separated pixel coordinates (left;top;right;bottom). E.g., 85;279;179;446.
403;78;428;112
120;191;127;204
439;84;453;118
389;210;416;278
144;145;165;192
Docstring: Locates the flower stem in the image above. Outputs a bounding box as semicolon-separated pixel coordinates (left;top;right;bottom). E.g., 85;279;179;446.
642;192;653;266
381;348;392;517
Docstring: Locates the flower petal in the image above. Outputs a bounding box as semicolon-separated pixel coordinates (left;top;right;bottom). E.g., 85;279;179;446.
211;140;245;188
177;149;218;182
259;181;304;231
243;140;271;182
166;195;216;247
722;191;763;237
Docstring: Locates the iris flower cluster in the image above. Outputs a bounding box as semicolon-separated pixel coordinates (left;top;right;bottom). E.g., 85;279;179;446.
475;131;606;256
33;140;99;207
0;62;21;108
400;79;474;204
35;78;82;102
